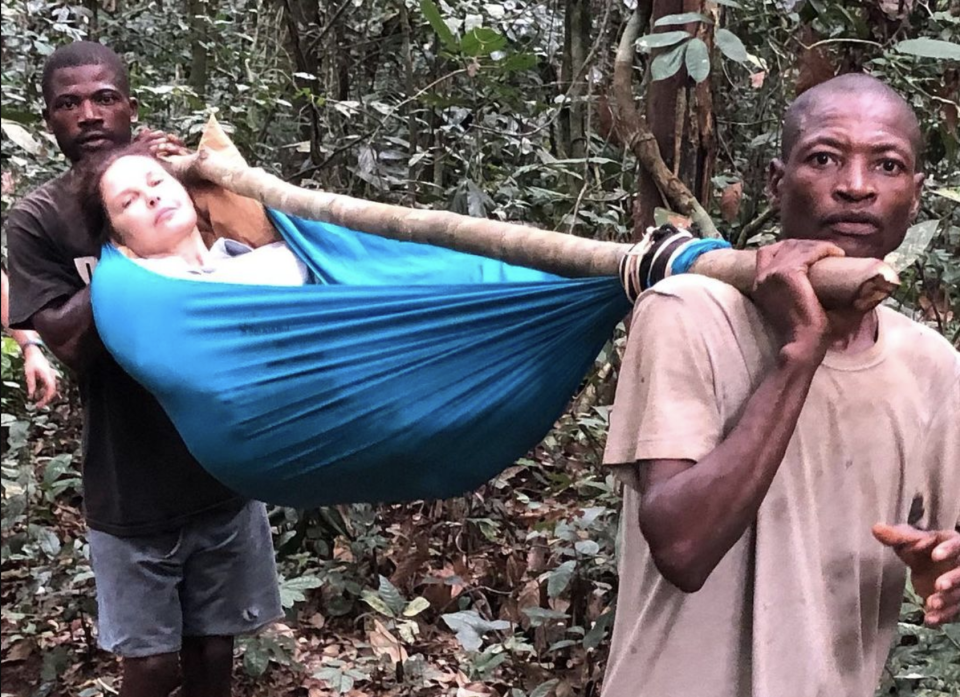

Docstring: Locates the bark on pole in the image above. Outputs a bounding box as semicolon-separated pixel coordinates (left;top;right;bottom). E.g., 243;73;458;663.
170;150;899;311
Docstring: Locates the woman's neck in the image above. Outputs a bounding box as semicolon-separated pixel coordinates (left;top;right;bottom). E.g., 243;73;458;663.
141;228;210;266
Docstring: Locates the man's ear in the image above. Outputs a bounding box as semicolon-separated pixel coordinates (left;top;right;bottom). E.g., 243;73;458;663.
42;107;50;131
766;159;785;208
909;172;924;221
129;97;139;124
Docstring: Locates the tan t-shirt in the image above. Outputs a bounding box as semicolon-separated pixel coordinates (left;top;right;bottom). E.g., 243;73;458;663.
602;275;960;697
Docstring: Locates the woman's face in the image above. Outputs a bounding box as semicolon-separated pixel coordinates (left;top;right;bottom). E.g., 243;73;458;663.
100;155;198;256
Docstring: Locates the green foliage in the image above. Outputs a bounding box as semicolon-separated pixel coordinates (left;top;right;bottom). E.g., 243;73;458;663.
2;345;94;694
715;28;748;63
651;41;688;81
1;0;958;693
878;592;960;696
655;12;713;27
894;38;960;61
420;0;458;51
684;38;711;83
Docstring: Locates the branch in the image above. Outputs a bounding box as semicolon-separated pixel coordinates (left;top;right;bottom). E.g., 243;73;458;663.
516;0;616;140
735;206;777;249
168;150;900;311
305;0;353;56
608;5;720;239
289;68;470;182
177;150;627;278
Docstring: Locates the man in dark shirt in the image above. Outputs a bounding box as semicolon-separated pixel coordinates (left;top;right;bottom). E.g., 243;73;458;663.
5;41;281;697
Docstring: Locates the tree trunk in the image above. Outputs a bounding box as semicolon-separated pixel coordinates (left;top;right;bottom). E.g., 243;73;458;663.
187;0;216;99
400;1;419;205
279;0;321;166
635;0;716;235
560;0;591;160
607;5;719;238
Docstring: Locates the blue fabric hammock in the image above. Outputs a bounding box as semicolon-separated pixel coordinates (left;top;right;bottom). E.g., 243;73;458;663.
91;210;632;507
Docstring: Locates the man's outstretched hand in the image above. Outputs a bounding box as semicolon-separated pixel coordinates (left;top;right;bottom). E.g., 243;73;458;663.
134;127;190;158
873;523;960;627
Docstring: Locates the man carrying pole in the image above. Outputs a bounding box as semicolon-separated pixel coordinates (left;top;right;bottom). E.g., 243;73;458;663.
600;73;959;697
5;42;281;697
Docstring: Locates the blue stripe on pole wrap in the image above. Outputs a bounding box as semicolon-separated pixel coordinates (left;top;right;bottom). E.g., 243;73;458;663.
669;238;732;276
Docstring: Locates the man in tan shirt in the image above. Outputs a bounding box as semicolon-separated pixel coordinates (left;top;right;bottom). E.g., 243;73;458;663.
602;74;959;697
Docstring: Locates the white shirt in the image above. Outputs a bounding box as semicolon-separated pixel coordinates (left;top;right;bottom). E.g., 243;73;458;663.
134;239;311;286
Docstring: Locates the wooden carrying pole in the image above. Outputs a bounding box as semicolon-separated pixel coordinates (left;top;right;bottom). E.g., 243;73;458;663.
173;150;899;311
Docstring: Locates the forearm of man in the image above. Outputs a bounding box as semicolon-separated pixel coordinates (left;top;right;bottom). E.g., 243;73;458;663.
639;352;821;593
32;287;103;372
8;326;41;350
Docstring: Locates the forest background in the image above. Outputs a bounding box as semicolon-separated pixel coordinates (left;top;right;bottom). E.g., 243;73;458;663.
1;0;958;695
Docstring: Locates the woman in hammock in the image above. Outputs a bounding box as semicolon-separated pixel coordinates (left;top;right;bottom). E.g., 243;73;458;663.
79;143;312;286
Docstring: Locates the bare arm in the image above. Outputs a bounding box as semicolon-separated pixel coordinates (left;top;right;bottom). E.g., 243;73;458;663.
31;286;103;373
2;270;41;350
638;350;821;591
2;269;60;406
636;240;846;592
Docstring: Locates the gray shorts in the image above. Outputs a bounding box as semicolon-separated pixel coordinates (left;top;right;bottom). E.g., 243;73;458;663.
88;500;283;658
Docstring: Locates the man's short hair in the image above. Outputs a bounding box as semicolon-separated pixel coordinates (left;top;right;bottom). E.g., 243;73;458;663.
41;41;130;104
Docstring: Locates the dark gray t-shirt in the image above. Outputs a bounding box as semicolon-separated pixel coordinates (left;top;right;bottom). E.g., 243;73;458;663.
5;170;242;536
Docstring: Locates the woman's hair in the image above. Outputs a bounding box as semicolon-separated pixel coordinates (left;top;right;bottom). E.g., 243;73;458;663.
74;141;175;246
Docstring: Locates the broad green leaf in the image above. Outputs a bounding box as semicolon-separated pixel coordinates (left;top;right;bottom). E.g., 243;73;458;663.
521;607;568;626
530;679;561;697
636;30;690;52
716;28;748;63
461;27;508;57
1;120;41;155
40;647;71;683
397;618;420;642
282;575;324;591
279;575;323;608
748;131;777;149
0;107;40;125
650;42;687;81
885;219;940;272
574;539;600;556
499;52;538;72
43;454;74;485
654;12;713;27
34;526;61;558
377;575;406;615
442;610;511;652
419;0;458;50
583;609;616;650
243;643;270;677
402;596;431;617
313;666;355;693
685;38;711;83
547;560;576;597
361;589;396;617
713;0;742;6
931;187;960;204
893;38;960;61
